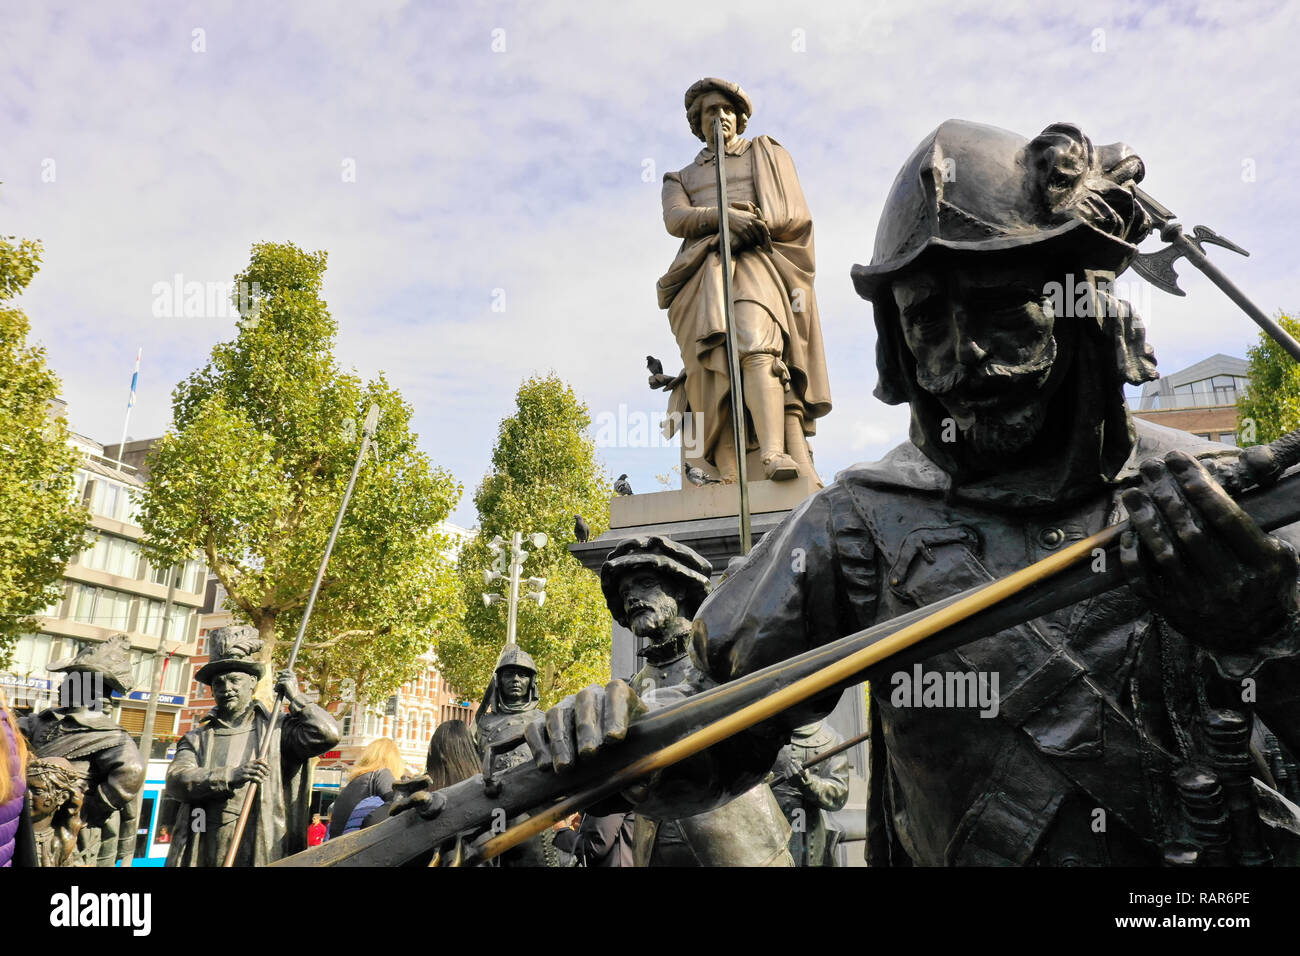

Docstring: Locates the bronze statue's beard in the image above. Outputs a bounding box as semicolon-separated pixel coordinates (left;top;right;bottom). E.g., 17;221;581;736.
962;401;1052;456
627;599;680;640
919;337;1059;456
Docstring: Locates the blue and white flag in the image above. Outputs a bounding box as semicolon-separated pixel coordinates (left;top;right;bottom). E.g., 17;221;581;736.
127;347;141;409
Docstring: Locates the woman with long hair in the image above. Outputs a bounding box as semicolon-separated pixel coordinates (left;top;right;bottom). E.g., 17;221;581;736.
329;737;408;838
1;687;30;866
425;721;479;791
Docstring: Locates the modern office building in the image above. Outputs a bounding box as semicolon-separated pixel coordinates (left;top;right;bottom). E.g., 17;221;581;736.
1129;353;1249;444
1;429;206;755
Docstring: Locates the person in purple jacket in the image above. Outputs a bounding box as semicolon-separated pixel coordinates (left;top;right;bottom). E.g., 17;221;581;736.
0;686;30;867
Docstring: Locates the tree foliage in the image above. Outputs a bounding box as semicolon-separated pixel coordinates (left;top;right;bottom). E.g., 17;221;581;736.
138;242;462;706
0;234;88;662
1237;312;1300;446
437;374;612;707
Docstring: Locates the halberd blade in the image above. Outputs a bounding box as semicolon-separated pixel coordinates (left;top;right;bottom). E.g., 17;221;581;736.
1190;225;1250;258
1131;244;1187;296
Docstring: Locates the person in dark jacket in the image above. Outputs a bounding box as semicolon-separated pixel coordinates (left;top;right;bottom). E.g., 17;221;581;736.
329;737;406;838
553;811;636;867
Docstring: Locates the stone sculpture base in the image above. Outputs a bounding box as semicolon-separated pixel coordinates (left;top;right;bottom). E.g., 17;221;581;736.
609;473;822;529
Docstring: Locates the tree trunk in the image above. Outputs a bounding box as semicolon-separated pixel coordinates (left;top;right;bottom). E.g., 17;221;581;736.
254;613;278;705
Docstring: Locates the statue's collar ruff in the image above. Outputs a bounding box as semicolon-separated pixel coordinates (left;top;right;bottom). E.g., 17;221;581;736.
695;137;752;164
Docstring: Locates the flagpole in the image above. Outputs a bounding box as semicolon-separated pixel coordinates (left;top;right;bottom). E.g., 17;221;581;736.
114;347;142;469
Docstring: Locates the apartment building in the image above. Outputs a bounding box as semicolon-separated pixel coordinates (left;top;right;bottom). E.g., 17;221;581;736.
1;430;206;756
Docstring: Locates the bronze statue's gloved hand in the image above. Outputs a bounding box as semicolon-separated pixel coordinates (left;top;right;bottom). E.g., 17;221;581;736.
274;668;307;709
230;758;270;787
524;680;646;774
1119;450;1299;649
388;774;448;820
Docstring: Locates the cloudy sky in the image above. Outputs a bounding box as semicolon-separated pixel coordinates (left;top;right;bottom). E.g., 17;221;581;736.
2;0;1295;525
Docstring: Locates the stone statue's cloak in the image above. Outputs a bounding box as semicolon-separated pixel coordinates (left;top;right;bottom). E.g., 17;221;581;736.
657;136;832;467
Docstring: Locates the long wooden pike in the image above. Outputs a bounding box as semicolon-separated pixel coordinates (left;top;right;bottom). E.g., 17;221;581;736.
714;115;753;555
223;404;380;867
274;433;1300;867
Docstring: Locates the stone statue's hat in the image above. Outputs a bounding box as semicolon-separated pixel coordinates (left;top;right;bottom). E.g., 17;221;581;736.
600;535;713;627
195;625;266;685
493;642;537;676
684;77;752;140
47;634;134;696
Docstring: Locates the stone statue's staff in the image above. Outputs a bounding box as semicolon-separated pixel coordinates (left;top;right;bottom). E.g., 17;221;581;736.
713;115;754;555
1131;186;1300;362
222;403;381;867
272;428;1300;867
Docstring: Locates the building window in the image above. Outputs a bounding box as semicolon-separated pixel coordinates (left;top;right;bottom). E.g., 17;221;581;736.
342;714;353;737
161;656;186;694
8;634;55;675
69;585;133;630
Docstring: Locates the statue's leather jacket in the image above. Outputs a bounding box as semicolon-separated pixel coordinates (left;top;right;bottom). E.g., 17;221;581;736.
681;419;1300;866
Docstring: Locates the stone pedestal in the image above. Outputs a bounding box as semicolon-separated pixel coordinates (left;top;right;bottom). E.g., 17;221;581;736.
571;477;869;865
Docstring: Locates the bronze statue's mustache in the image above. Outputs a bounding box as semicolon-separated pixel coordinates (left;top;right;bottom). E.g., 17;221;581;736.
917;341;1057;398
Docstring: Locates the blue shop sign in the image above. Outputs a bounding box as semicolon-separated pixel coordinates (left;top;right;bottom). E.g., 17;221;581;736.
110;689;186;706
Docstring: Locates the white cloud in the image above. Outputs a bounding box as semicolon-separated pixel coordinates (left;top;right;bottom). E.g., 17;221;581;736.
1;0;1295;521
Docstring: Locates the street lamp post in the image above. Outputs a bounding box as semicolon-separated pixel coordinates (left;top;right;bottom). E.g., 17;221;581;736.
482;531;548;643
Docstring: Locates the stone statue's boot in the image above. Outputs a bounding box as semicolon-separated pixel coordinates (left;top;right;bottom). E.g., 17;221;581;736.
784;413;821;487
745;354;798;481
712;424;740;483
762;452;799;481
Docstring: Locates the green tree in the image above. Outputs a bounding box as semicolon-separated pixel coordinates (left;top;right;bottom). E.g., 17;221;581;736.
138;242;462;706
437;374;612;707
1237;312;1300;446
0;234;88;663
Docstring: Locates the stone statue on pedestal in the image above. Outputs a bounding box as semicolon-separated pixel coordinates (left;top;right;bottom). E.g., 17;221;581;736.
656;77;831;485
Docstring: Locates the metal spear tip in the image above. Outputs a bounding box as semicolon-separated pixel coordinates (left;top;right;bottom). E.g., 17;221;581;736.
363;403;381;436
